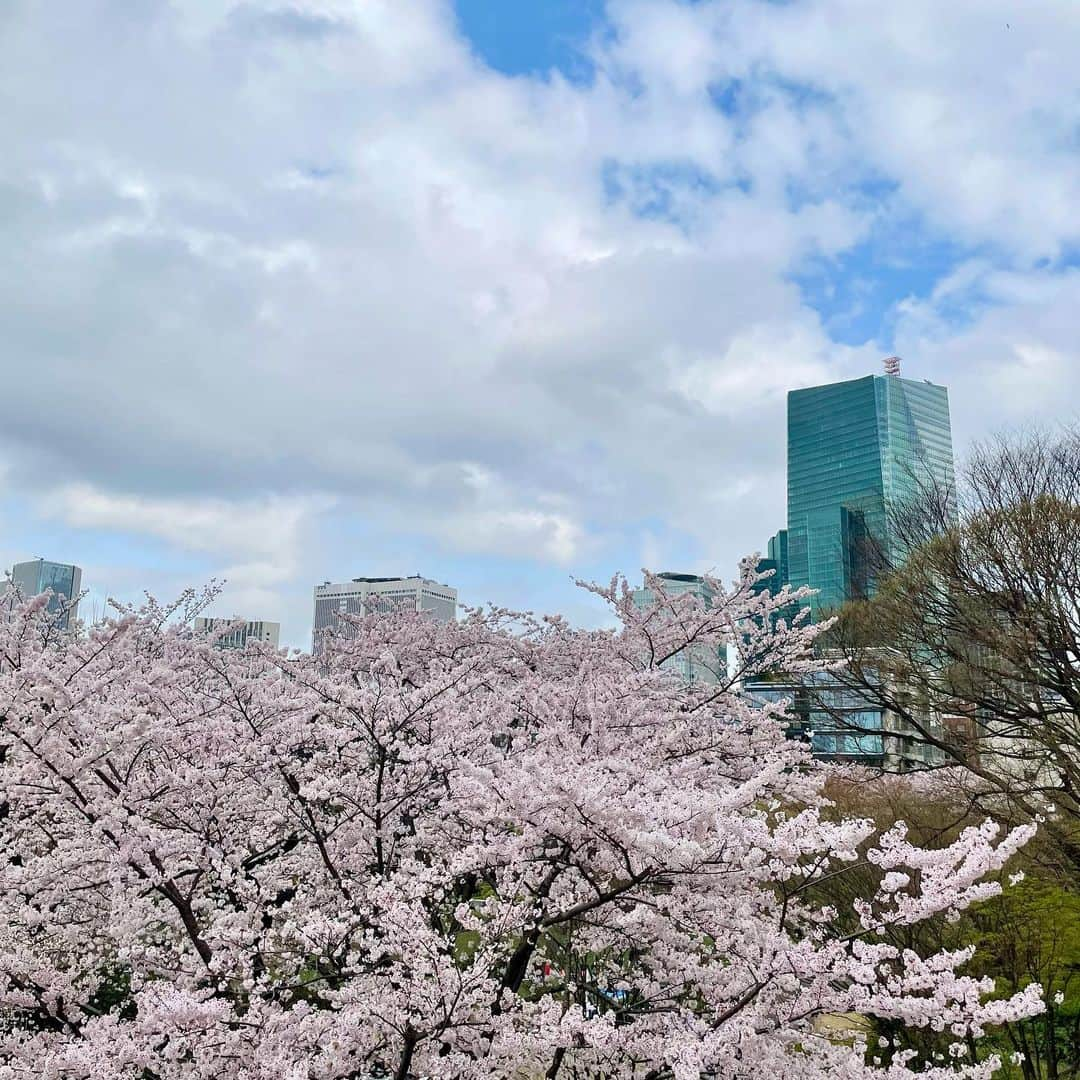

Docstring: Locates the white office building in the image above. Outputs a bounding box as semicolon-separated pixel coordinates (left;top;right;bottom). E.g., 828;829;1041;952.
312;575;457;651
193;617;281;650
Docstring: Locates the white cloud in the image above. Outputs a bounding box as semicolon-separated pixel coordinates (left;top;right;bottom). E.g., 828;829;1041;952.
0;0;835;566
894;266;1080;441
443;508;586;566
665;321;868;415
37;487;338;640
0;0;1077;645
44;486;332;565
602;0;1080;259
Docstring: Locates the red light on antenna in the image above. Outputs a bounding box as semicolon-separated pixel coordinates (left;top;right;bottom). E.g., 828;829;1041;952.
883;356;901;376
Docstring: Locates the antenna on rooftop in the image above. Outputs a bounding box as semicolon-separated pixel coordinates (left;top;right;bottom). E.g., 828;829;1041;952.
883;356;901;377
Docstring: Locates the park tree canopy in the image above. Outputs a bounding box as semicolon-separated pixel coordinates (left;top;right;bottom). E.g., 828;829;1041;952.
0;569;1043;1079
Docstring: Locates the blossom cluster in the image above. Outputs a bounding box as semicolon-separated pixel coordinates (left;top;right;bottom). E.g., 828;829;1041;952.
0;568;1042;1078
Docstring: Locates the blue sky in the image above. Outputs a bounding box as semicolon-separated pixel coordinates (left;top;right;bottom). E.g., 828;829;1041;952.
453;0;1069;358
455;0;977;347
1;0;1078;646
454;0;609;82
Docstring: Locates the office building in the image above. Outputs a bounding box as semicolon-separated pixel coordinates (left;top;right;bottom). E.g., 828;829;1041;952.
313;575;457;651
786;362;954;618
754;532;798;635
743;669;946;772
193;617;281;650
741;361;955;770
748;532;798;639
764;529;788;591
5;558;82;629
631;572;725;685
755;533;790;599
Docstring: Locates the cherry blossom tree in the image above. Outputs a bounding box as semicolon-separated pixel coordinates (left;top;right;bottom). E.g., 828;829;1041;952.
0;566;1043;1079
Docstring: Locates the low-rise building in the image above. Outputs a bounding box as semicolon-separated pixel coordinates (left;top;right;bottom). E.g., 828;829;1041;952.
193;617;281;650
743;667;947;772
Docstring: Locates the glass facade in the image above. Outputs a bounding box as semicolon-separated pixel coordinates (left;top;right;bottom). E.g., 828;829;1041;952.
631;573;725;685
744;669;949;770
8;558;82;629
787;374;954;618
767;529;789;589
744;671;885;762
755;529;791;599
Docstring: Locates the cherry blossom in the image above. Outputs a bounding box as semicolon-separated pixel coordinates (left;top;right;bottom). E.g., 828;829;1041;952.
0;564;1042;1078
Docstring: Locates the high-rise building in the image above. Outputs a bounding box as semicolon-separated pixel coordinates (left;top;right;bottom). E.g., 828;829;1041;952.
786;365;954;618
749;532;801;645
765;529;789;590
5;558;83;629
631;572;725;685
740;363;956;771
193;617;281;650
312;575;457;651
755;536;788;598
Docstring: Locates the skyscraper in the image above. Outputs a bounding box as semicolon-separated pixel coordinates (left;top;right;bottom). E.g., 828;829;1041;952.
5;558;83;629
786;366;954;618
754;530;790;598
766;529;789;590
312;575;457;652
630;572;725;685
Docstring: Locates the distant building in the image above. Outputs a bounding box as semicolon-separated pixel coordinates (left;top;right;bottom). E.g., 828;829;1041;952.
313;575;457;651
786;365;955;619
631;572;725;685
749;531;795;638
5;558;82;629
753;556;782;598
739;362;956;770
766;529;789;590
743;668;946;772
193;617;281;650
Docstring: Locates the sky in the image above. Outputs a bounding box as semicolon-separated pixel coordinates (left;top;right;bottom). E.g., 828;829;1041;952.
1;0;1078;648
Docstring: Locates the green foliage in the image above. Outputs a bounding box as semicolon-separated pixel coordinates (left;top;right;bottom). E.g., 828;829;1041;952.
968;873;1080;1079
816;776;1080;1078
86;965;137;1022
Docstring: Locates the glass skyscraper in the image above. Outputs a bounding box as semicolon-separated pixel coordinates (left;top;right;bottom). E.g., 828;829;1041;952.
6;558;83;629
630;572;725;685
786;372;954;618
756;529;789;596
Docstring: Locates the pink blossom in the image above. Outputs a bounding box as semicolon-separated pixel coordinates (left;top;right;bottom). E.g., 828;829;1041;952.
0;568;1042;1078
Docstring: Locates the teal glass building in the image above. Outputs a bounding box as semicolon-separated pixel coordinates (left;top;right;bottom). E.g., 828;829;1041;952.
758;529;788;595
7;558;82;629
744;671;885;763
630;572;725;685
787;373;954;618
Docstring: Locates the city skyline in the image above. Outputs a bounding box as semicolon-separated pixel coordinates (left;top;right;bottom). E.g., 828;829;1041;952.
3;6;1078;1074
2;362;954;647
0;362;958;650
2;1;1078;650
0;356;1066;649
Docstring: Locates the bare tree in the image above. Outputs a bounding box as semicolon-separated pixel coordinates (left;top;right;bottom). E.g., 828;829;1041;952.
825;427;1080;873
